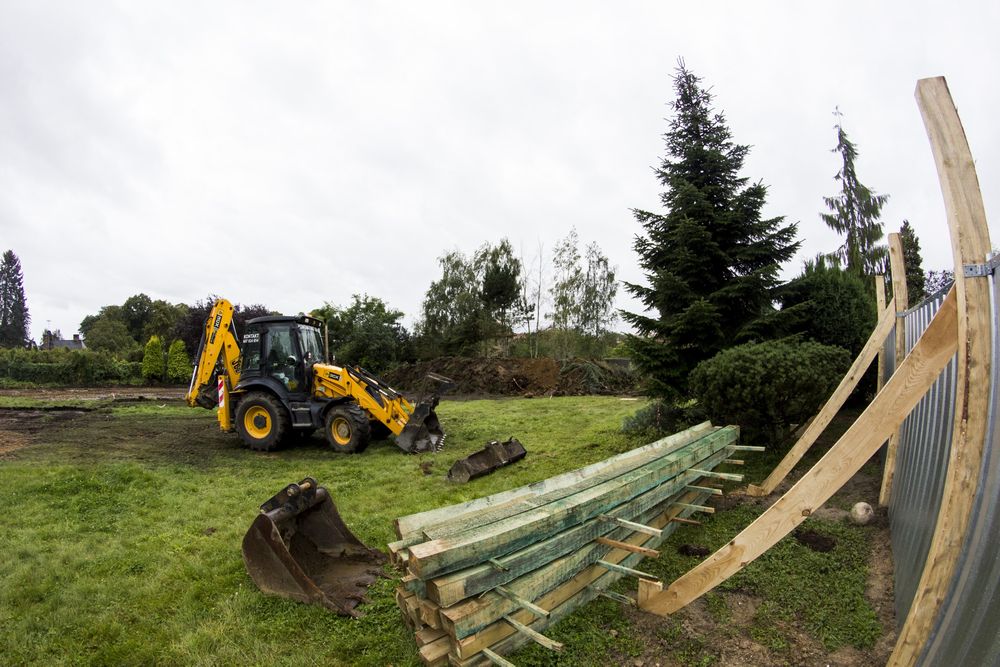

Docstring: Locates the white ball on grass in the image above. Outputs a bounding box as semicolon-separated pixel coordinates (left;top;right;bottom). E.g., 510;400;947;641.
850;501;875;525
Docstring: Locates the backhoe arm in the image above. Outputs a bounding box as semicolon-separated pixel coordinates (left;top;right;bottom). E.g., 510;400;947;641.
186;298;242;412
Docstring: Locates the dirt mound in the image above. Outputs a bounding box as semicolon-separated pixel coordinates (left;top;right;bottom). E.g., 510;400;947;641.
383;357;638;397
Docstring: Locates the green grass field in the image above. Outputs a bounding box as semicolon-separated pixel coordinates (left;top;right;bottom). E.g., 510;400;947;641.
0;396;886;666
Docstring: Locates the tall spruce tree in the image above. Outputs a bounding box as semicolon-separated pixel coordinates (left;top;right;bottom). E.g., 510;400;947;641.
821;111;889;276
899;220;926;302
0;250;30;348
622;62;799;398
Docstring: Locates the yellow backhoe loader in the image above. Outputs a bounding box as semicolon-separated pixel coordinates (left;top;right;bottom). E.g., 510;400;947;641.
186;298;446;453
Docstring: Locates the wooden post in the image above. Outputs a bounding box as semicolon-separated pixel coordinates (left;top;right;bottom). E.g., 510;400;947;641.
888;76;993;667
879;233;910;506
875;274;887;392
637;288;958;616
746;298;896;497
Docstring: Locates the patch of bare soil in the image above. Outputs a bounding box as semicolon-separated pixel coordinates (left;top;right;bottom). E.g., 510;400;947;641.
0;408;90;456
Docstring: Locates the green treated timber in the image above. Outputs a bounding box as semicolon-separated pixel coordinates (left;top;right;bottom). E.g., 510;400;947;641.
481;648;516;667
672;502;715;514
410;423;721;543
689;468;743;482
451;493;712;662
599;514;662;537
408;427;739;578
438;489;713;639
685;484;723;496
392;421;716;541
596;559;658;580
730;445;766;452
593;588;636;606
503;615;563;652
426;445;737;605
495;586;548;619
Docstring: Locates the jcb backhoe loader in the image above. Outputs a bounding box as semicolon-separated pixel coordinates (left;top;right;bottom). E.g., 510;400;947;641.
186;298;445;453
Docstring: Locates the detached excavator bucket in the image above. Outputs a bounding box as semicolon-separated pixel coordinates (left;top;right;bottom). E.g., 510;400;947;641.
241;478;385;617
395;395;446;454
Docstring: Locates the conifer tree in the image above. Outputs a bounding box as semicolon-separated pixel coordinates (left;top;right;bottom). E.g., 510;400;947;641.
622;62;799;397
0;250;30;348
167;340;191;383
142;335;165;381
821;111;889;276
899;220;926;302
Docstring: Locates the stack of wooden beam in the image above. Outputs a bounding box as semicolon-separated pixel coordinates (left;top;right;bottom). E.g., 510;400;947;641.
390;422;757;666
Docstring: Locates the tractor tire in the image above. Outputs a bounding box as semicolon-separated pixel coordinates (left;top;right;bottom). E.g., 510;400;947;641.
235;392;288;452
324;403;372;454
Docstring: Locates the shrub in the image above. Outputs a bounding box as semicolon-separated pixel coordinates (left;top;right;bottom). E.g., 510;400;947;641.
774;261;876;356
166;340;191;383
141;336;165;382
621;398;706;438
689;340;851;446
0;348;142;386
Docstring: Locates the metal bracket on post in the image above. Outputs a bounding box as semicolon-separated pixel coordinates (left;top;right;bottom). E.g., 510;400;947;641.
962;254;1000;278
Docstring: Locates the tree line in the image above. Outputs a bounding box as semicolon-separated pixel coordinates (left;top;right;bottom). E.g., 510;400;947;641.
2;61;943;401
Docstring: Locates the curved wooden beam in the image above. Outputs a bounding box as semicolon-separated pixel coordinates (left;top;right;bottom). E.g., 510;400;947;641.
879;232;911;507
638;288;958;615
746;296;897;497
887;77;992;667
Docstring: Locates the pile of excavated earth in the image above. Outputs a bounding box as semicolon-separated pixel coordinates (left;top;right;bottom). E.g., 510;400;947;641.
384;357;637;398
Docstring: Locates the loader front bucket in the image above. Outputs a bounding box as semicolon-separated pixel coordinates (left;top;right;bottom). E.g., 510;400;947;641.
241;478;385;617
395;395;445;453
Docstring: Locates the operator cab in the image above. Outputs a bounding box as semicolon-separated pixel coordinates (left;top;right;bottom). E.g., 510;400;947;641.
239;315;326;398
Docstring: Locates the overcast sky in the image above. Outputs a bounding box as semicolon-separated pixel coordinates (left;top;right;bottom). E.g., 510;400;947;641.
2;1;997;343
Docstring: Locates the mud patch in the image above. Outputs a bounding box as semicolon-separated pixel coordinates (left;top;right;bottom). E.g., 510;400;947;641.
795;529;837;553
0;408;89;456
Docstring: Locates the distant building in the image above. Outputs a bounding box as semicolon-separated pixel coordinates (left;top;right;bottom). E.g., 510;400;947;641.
41;333;86;350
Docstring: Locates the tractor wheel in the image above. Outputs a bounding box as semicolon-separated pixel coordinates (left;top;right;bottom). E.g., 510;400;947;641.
235;392;288;452
324;403;372;454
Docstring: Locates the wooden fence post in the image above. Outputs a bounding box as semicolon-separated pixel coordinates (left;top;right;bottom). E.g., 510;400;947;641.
875;275;887;392
879;232;910;506
888;76;993;667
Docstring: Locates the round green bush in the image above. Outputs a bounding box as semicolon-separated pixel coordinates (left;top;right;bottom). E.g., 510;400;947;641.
689;340;851;446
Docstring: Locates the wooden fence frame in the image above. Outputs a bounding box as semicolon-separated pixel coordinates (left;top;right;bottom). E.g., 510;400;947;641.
638;77;992;667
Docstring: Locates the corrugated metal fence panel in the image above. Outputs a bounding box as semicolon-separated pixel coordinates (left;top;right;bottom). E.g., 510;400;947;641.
918;275;1000;667
887;287;957;625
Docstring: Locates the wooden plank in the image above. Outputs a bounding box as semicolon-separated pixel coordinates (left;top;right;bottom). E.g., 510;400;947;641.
439;489;711;641
879;232;910;507
595;536;660;557
409;428;738;578
689;468;742;482
481;648;515;667
671;502;714;514
875;274;887;392
495;586;548;619
670;516;700;526
393;421;716;540
427;445;736;606
415;423;721;542
419;635;450;666
638;287;959;616
593;588;637;606
451;491;708;660
503;615;563;652
685;485;722;496
888;76;992;667
415;627;447;647
746;296;897;497
596;559;658;580
599;515;662;537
